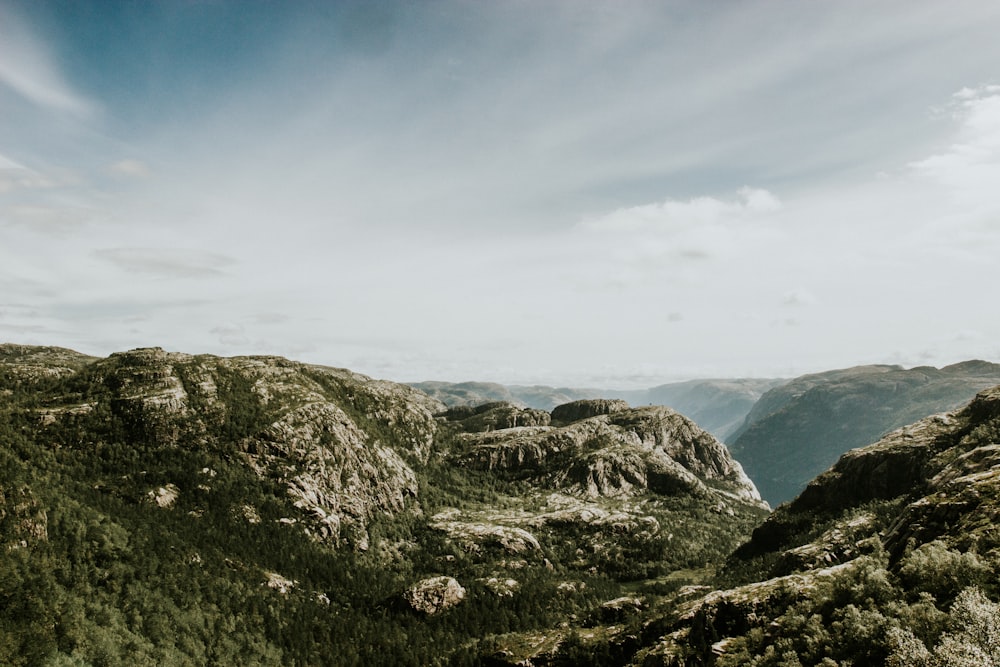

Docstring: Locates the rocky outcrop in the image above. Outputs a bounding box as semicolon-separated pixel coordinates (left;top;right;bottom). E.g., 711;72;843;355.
551;399;630;423
405;576;466;614
430;509;542;555
248;401;420;548
455;406;763;505
409;380;601;411
147;484;180;509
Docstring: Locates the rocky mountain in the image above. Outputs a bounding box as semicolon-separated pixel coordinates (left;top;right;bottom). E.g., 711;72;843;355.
411;377;785;441
727;361;1000;506
572;384;1000;666
10;343;1000;666
0;344;767;666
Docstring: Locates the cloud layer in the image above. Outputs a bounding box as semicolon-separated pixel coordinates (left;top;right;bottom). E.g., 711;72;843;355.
4;1;1000;385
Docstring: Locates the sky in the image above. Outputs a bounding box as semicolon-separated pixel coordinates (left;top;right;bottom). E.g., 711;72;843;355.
2;0;1000;388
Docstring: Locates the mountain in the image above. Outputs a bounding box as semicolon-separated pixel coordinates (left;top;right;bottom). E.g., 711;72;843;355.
0;344;766;666
409;380;604;411
510;384;1000;665
411;377;785;441
619;378;787;441
728;361;1000;506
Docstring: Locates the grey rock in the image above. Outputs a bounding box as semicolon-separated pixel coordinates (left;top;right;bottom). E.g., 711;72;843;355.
405;576;466;614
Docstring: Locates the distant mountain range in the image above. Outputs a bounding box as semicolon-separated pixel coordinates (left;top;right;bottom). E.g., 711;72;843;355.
414;363;1000;509
727;360;1000;506
410;377;786;441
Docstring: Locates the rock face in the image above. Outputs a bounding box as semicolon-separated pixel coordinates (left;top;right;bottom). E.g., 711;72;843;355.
728;361;1000;505
405;576;466;614
453;405;763;505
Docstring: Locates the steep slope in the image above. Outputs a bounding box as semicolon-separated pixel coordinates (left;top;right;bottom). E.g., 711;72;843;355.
0;346;767;666
535;385;1000;666
728;361;1000;505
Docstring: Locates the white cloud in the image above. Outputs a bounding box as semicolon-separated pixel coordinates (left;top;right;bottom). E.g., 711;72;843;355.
0;152;26;169
582;187;782;233
0;6;96;117
909;86;1000;209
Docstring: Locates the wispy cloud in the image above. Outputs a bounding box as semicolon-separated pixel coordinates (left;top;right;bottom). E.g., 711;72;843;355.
909;86;1000;214
0;5;96;117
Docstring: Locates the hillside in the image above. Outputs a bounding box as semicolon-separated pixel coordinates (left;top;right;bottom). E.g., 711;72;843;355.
411;378;785;441
520;384;1000;665
0;344;766;666
728;361;1000;505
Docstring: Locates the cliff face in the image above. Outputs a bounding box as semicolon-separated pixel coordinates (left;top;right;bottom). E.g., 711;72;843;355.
728;362;1000;505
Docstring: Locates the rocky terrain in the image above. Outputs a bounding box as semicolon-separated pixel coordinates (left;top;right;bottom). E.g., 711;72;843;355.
572;383;1000;666
727;361;1000;505
7;343;1000;666
0;344;767;666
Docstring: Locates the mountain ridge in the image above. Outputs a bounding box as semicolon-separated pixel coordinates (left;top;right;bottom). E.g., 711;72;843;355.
0;343;767;665
727;360;1000;506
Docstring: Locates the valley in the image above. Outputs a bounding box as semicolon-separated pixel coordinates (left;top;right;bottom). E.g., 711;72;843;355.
4;344;1000;665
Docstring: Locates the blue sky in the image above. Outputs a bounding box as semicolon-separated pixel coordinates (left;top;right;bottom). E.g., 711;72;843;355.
3;0;1000;386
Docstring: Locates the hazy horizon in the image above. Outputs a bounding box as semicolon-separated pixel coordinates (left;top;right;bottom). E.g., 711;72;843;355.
4;1;1000;387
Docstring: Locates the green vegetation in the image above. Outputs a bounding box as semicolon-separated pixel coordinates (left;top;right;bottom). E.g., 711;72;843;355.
8;345;1000;666
0;348;767;666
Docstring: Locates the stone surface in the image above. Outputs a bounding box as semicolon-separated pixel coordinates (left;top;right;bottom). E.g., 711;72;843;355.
405;576;466;614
